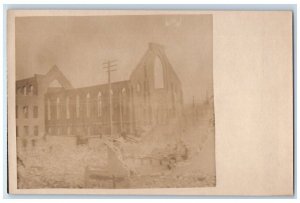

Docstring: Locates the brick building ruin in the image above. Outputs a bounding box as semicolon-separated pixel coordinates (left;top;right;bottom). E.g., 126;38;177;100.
16;43;183;139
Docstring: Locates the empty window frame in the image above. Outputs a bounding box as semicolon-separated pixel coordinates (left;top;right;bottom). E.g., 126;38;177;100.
33;106;38;118
34;126;39;136
23;106;28;118
56;97;60;119
66;96;70;119
97;92;102;117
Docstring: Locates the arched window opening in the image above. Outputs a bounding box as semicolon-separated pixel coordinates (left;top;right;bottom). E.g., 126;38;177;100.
47;99;51;120
66;97;70;119
154;57;164;89
98;92;102;117
23;106;28;118
23;86;27;96
29;85;34;95
56;97;60;119
122;88;126;95
76;95;80;118
119;88;127;130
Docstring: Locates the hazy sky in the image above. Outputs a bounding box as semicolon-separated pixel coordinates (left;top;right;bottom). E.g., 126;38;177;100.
16;15;213;103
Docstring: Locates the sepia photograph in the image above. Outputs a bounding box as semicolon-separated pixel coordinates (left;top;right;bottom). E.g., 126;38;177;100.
7;9;293;196
14;13;215;189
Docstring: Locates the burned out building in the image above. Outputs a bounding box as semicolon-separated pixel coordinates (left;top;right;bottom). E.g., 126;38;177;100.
16;66;73;139
16;43;183;138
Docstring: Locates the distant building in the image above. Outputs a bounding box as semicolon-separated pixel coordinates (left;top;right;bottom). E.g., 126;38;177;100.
16;43;183;138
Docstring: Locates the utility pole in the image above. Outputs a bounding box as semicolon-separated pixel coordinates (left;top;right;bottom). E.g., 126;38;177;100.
119;92;123;132
103;60;117;137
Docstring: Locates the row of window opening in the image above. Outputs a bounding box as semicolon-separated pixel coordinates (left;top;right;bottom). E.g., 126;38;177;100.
47;90;128;120
16;85;35;96
16;125;39;137
16;106;38;119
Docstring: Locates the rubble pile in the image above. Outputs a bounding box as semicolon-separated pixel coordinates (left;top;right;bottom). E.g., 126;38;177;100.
17;104;216;189
17;138;107;188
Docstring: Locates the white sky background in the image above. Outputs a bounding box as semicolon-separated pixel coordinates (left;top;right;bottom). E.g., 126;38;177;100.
16;15;213;104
